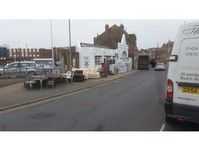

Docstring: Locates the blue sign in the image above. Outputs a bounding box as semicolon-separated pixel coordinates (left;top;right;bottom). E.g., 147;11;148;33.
0;47;9;58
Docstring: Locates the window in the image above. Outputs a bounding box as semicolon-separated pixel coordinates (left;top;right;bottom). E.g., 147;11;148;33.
84;56;89;67
95;56;102;65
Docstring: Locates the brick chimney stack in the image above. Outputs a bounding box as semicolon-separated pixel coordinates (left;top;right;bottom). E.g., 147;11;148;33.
120;24;124;31
105;24;109;32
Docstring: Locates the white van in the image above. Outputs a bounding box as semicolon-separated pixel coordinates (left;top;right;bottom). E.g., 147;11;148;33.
165;22;199;123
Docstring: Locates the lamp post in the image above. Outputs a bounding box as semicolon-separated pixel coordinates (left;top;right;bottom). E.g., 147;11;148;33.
50;20;55;69
68;19;72;71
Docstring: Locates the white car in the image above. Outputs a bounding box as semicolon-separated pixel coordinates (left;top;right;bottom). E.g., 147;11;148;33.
154;63;166;71
165;22;199;124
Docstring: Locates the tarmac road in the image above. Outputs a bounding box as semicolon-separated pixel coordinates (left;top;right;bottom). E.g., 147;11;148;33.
0;70;179;131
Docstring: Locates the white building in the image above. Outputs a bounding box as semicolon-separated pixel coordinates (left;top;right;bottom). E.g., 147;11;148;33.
76;34;132;77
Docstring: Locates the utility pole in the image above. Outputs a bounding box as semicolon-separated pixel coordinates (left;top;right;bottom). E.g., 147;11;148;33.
68;19;72;71
50;20;55;69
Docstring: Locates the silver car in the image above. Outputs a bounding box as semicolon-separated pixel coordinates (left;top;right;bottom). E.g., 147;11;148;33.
154;63;166;71
4;61;37;78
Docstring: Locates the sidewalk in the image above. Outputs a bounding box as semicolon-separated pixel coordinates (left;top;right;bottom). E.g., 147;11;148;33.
0;71;137;111
0;78;24;88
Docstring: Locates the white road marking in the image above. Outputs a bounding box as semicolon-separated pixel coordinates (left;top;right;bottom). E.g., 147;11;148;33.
160;123;166;131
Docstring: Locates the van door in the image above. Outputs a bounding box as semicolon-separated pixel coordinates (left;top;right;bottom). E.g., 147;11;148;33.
175;38;199;106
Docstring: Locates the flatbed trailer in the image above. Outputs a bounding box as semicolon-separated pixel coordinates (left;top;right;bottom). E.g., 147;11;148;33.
24;73;66;89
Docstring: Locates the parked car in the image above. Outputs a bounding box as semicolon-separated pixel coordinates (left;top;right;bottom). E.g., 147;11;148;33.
4;61;37;78
154;63;166;71
165;22;199;124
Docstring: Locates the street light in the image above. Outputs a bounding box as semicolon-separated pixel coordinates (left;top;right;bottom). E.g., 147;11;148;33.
68;19;72;71
50;20;55;69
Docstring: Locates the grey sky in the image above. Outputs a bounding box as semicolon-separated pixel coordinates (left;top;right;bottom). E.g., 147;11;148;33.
0;20;188;49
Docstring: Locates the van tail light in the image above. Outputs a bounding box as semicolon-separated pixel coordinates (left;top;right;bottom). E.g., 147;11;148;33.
167;79;173;102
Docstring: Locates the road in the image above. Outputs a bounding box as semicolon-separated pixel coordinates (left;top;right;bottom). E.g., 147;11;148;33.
0;70;198;131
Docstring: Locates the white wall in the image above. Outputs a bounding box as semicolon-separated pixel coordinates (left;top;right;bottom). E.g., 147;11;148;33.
77;46;115;69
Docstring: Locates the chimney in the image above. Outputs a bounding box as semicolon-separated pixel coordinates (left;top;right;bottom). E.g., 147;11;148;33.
105;24;109;32
120;24;124;31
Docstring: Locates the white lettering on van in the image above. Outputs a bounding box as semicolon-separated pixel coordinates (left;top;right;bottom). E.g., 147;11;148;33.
183;26;199;35
180;72;199;82
184;46;199;56
186;46;199;51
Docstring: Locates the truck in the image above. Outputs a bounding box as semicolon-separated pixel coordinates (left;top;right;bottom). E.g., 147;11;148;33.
137;55;150;70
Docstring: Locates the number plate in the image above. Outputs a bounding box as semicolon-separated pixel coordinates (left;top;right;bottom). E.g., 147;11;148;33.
182;87;199;94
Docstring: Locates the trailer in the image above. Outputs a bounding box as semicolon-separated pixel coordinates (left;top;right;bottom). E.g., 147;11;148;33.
24;69;67;89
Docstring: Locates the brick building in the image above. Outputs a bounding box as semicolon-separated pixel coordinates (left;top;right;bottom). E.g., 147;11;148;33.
54;47;79;69
39;48;52;58
148;41;174;63
93;24;137;58
93;24;137;69
0;47;79;69
9;48;40;60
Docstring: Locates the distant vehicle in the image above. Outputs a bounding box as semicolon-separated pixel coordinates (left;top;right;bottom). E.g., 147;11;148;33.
165;22;199;124
137;55;150;70
154;63;166;71
150;59;157;68
4;61;37;78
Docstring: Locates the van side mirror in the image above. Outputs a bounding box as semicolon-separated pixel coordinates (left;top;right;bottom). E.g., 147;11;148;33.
169;55;178;62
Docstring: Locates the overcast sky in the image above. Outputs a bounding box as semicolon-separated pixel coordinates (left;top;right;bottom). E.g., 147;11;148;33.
0;20;189;49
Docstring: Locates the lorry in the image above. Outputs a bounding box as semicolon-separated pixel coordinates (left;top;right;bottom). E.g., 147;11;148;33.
137;55;150;70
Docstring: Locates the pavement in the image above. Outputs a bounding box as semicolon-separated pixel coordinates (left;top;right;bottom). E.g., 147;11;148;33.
0;78;24;88
0;71;135;111
0;70;198;131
